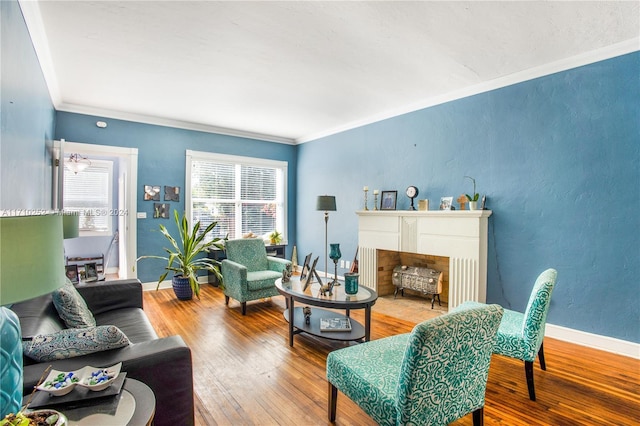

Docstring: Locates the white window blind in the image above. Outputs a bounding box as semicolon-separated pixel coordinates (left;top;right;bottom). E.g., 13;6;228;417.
63;159;113;234
187;151;287;242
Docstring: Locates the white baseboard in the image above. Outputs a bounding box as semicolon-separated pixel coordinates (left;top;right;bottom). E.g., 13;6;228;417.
545;323;639;360
140;278;639;360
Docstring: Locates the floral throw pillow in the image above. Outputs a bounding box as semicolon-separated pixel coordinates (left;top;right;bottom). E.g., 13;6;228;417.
52;278;96;328
22;325;130;362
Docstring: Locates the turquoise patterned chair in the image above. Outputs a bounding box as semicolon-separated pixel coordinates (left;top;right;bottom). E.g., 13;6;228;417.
221;238;291;315
459;268;557;401
326;303;503;425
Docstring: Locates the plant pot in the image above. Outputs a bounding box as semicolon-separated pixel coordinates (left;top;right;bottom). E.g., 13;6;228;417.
172;275;193;300
468;201;478;210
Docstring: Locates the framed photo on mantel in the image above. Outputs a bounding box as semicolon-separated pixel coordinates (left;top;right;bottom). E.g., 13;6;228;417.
380;191;397;210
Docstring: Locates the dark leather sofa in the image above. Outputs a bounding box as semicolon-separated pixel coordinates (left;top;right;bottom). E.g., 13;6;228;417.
10;279;194;425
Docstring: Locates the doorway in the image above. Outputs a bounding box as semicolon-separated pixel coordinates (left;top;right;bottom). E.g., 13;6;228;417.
54;140;138;279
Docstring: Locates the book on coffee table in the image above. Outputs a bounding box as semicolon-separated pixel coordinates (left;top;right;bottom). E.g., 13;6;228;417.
320;317;352;332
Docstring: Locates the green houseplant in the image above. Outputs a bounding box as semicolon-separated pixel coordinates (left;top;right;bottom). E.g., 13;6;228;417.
464;176;480;210
138;210;226;300
268;230;283;245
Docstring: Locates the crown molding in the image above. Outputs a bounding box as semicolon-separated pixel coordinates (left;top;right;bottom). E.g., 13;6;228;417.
56;103;296;145
296;38;640;144
19;0;60;106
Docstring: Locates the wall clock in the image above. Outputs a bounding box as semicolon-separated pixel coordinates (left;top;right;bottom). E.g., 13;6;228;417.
406;186;419;210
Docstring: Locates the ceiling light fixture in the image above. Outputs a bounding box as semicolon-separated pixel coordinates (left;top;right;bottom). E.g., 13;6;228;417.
65;153;91;174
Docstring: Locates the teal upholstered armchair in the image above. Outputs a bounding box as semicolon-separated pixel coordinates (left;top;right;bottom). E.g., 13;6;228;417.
221;238;291;315
459;268;557;401
327;303;503;425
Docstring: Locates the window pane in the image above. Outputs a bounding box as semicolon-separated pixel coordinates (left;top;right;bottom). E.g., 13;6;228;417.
63;161;112;233
192;160;235;200
242;203;276;237
241;166;276;201
193;201;236;240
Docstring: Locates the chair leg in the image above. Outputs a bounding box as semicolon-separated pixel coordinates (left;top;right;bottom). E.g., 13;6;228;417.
241;302;247;315
328;382;338;422
472;407;484;426
224;295;229;305
525;360;536;401
538;342;546;371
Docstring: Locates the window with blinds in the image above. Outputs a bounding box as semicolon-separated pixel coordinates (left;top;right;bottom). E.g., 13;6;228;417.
187;151;287;242
63;159;113;234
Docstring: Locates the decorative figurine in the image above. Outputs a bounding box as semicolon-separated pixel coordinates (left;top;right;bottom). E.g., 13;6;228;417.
303;306;312;324
319;281;334;296
282;263;292;283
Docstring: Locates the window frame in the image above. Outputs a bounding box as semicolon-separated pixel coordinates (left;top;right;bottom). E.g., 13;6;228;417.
185;150;288;243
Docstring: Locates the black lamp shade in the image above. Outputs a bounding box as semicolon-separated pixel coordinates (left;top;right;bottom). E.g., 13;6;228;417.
316;195;336;211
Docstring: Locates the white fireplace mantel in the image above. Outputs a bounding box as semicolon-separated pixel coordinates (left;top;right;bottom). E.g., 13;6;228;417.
357;210;492;308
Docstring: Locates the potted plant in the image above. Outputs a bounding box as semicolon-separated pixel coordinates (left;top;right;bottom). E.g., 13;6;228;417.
268;230;283;245
138;210;226;300
464;176;480;210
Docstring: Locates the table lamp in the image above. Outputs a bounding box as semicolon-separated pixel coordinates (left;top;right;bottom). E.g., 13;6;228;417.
316;195;336;278
63;212;80;239
0;214;65;418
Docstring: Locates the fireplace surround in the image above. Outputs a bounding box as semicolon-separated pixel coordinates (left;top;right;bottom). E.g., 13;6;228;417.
357;210;492;309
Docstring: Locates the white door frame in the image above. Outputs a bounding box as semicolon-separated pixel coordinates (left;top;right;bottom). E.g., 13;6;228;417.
57;140;138;279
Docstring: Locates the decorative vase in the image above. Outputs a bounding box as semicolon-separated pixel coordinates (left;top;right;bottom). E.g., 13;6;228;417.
344;273;359;295
172;275;193;300
468;201;478;211
329;244;342;286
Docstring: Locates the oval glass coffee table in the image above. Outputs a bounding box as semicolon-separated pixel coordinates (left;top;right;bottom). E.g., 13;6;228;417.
275;276;378;347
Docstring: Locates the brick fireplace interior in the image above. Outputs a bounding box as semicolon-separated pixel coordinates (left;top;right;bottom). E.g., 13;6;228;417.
376;249;450;304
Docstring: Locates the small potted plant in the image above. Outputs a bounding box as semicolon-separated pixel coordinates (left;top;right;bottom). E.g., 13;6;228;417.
138;210;226;300
268;230;283;245
464;176;480;210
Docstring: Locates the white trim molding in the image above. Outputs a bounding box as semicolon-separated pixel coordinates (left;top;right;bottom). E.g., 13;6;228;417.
546;323;639;360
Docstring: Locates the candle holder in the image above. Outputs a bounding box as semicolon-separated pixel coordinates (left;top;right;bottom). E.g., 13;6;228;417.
373;191;379;210
329;243;342;286
363;189;369;211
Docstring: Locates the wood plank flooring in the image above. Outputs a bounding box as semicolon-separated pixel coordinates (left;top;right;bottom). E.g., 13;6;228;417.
142;284;640;425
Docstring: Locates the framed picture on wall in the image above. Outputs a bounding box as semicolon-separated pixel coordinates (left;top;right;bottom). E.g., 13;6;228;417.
380;191;397;210
164;186;180;202
144;185;161;201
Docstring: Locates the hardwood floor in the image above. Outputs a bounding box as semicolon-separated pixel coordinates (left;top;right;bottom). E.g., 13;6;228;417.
142;284;640;425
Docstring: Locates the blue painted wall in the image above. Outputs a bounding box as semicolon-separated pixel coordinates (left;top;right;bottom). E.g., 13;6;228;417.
297;52;640;343
54;113;298;284
0;0;56;210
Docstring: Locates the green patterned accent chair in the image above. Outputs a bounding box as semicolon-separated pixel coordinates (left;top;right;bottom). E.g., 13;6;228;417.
221;238;291;315
458;268;557;401
326;303;503;425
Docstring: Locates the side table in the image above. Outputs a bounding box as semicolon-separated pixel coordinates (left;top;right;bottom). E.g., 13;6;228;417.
61;378;155;426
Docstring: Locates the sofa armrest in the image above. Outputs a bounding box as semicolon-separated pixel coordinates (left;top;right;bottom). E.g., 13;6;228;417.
76;279;143;315
267;256;291;273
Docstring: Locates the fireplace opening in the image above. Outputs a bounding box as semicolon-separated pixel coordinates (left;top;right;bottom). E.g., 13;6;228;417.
376;250;450;306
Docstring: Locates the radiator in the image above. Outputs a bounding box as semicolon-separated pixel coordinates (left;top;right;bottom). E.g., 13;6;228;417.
450;257;478;307
359;246;377;291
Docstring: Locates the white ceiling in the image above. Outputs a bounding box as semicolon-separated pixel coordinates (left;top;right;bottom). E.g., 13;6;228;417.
20;1;639;144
